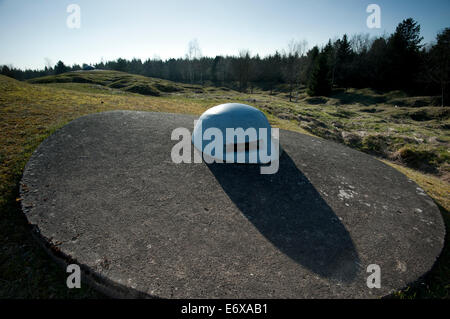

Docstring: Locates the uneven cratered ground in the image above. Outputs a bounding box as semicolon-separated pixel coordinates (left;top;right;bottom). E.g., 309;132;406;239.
20;110;445;298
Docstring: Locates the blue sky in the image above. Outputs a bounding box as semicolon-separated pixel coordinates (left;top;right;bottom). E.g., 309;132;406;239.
0;0;449;69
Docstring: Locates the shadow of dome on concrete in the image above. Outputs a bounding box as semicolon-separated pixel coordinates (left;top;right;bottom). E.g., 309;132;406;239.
207;151;361;283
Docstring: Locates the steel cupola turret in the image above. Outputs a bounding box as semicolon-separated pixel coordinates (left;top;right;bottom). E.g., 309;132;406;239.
192;103;280;164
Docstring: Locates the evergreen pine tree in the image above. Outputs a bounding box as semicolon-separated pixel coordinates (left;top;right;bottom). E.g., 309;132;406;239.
54;61;68;75
307;53;332;96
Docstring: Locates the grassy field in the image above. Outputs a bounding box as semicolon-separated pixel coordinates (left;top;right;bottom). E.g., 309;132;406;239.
1;70;449;298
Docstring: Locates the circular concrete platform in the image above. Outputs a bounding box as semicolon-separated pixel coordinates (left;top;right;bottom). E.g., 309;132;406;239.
20;110;445;298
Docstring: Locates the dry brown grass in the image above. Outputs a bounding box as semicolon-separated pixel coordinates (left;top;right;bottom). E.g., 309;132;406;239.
1;74;449;298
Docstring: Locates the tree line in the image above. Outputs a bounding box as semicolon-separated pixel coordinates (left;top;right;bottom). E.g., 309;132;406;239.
1;18;449;105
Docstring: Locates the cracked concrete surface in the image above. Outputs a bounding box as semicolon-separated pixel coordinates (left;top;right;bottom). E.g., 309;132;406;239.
20;110;445;298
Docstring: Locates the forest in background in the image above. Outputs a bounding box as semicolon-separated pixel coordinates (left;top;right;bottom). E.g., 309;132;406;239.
2;18;449;105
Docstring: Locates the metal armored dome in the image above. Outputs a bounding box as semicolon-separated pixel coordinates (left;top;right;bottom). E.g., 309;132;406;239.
192;103;279;163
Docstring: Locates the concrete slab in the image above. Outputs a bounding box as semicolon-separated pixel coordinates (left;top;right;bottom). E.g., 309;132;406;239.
20;110;445;298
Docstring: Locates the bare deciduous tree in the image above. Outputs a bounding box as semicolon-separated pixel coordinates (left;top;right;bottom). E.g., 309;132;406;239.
282;39;307;101
350;33;373;54
186;39;202;83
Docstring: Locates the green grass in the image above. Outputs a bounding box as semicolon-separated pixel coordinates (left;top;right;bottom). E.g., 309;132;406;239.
27;70;201;97
1;71;449;298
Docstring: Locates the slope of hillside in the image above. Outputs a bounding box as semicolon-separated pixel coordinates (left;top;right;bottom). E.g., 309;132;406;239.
27;70;205;96
1;73;449;298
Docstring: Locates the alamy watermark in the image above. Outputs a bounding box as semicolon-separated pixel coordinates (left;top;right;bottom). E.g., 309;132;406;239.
366;4;381;29
366;264;381;288
66;4;81;29
171;120;280;174
66;264;81;288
